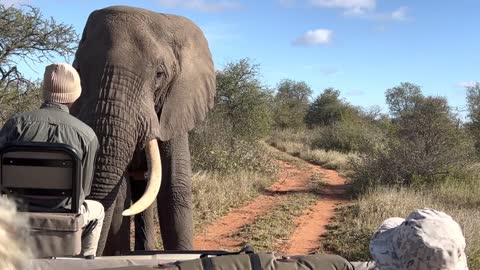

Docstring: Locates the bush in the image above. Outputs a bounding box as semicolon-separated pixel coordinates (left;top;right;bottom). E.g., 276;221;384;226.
305;88;345;127
0;83;42;124
465;83;480;155
273;79;312;130
190;59;278;176
215;59;274;141
322;177;480;268
311;118;386;153
190;113;277;176
351;96;475;191
268;128;316;146
268;130;356;172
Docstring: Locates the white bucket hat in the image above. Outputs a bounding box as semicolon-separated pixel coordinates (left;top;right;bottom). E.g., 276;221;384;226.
369;208;468;270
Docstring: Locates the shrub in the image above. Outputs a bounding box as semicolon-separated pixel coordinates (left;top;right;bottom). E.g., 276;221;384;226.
311;118;386;153
190;116;277;176
215;59;274;141
268;131;356;172
269;128;316;146
351;95;475;191
305;88;344;127
465;83;480;155
273;79;312;130
322;178;480;268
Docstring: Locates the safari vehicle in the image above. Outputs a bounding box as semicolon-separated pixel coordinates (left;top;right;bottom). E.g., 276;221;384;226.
0;141;357;270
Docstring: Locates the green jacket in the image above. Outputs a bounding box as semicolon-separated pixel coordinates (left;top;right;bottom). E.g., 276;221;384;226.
0;102;99;211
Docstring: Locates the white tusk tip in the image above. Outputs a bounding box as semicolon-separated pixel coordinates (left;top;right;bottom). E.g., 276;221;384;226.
121;209;135;216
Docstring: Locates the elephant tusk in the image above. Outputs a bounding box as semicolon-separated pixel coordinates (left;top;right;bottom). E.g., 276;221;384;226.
122;139;162;216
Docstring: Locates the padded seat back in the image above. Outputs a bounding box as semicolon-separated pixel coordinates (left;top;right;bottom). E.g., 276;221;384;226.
0;141;83;258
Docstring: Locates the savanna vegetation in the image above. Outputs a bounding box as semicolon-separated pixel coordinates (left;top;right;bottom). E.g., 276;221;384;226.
268;81;480;267
3;3;480;267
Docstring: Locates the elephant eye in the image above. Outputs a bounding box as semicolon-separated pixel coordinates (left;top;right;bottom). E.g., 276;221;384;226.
156;71;164;79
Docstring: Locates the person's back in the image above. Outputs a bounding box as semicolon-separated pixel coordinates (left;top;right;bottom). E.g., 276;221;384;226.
0;63;104;258
2;102;98;210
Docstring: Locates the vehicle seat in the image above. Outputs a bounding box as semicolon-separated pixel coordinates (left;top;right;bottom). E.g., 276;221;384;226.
0;141;83;258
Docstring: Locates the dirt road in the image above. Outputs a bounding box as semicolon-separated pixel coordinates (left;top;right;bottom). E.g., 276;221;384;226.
193;150;349;254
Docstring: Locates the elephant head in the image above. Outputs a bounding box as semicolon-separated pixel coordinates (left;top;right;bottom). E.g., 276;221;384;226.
71;5;215;247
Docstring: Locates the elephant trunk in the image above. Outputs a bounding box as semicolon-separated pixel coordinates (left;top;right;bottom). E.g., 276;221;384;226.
89;116;136;205
88;65;160;206
89;114;135;256
82;65;162;254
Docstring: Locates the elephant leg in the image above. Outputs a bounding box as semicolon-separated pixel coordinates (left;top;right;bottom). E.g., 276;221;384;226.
130;177;157;250
103;176;131;255
92;184;121;256
157;133;193;250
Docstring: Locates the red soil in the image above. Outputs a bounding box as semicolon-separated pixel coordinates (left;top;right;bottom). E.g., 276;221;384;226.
193;152;349;254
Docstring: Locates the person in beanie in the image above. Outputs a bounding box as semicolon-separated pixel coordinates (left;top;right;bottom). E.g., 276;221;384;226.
352;208;469;270
0;63;104;258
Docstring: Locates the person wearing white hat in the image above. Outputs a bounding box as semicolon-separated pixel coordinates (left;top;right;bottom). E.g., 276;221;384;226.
353;208;469;270
0;63;104;258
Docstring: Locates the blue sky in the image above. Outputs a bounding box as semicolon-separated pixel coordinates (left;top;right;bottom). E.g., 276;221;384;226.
3;0;479;117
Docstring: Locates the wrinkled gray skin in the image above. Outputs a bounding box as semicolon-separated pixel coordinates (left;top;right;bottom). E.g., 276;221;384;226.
71;6;215;255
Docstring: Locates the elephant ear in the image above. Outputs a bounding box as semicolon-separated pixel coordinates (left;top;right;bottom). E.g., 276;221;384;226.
158;23;216;142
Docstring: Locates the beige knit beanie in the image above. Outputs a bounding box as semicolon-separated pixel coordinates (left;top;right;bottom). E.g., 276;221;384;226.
42;63;81;104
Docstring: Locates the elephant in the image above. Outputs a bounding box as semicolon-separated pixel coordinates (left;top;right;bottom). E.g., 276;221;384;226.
70;5;216;255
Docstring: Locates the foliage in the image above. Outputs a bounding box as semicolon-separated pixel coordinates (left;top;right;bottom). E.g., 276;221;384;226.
191;124;277;175
0;81;42;124
311;116;386;153
268;129;356;172
466;82;480;154
273;79;312;130
351;85;474;191
305;88;347;127
214;58;274;141
190;59;277;176
385;82;424;118
321;172;480;268
0;4;78;123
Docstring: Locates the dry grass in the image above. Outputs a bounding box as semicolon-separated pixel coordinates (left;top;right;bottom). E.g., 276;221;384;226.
232;193;318;251
322;178;480;268
270;128;316;146
192;170;277;231
269;138;355;173
231;174;327;251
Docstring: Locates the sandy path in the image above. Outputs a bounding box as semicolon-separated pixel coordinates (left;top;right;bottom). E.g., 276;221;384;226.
193;151;348;253
280;164;348;254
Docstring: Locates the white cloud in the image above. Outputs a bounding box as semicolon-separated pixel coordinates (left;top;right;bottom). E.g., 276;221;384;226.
309;0;376;14
390;6;408;21
0;0;27;6
293;29;333;46
308;0;409;22
156;0;241;12
458;81;480;88
361;6;408;21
